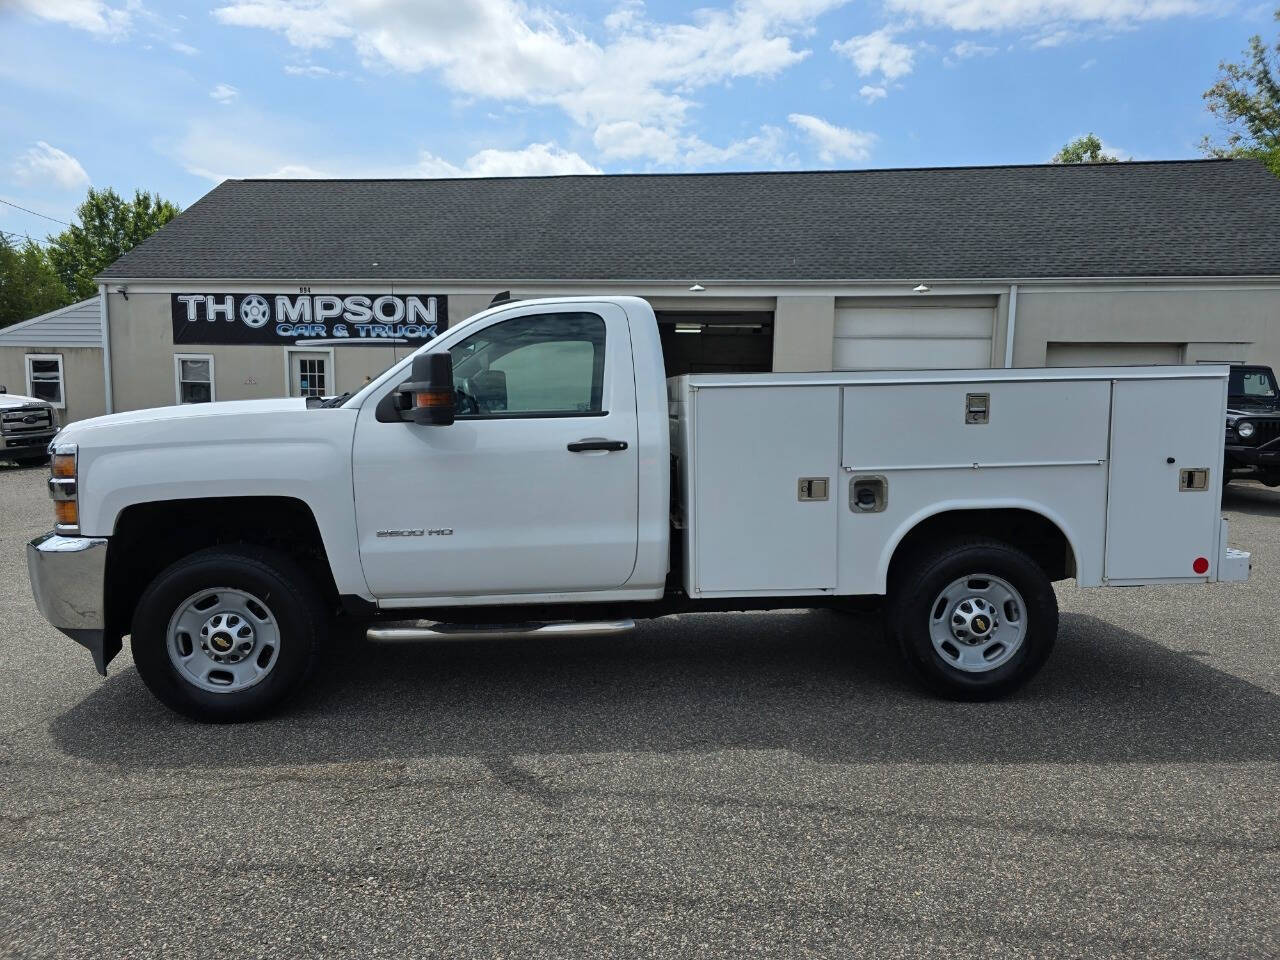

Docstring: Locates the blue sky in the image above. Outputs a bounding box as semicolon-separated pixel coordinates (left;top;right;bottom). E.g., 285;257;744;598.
1;0;1275;242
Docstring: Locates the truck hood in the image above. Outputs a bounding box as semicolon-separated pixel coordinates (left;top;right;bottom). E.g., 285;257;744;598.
0;391;49;409
1227;400;1280;417
57;397;309;446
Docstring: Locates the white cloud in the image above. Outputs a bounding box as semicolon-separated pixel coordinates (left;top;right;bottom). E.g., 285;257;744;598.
859;84;887;102
11;0;132;36
175;110;599;181
882;0;1207;31
1080;57;1097;69
788;113;875;164
442;143;601;177
12;141;90;190
951;40;997;58
171;41;199;55
212;0;849;132
832;28;915;81
210;83;239;104
284;64;335;77
592;120;786;167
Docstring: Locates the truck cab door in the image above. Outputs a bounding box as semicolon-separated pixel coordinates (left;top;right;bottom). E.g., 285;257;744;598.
352;302;639;600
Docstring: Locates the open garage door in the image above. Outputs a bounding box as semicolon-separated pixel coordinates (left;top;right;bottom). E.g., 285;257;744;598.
1046;342;1183;367
656;312;773;376
834;302;995;370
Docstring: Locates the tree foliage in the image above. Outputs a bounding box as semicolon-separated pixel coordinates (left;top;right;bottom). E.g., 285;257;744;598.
1201;7;1280;176
45;187;181;301
1052;133;1121;164
0;235;69;330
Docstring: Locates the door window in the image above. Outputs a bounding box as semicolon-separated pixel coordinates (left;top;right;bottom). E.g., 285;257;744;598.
450;313;606;417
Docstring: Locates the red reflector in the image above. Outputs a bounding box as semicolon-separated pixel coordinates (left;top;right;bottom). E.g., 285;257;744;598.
1193;557;1209;575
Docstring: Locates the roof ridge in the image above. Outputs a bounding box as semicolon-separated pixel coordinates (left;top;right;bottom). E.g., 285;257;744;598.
224;158;1236;186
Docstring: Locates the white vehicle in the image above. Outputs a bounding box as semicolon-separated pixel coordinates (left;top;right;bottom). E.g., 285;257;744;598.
1;387;58;465
27;296;1251;720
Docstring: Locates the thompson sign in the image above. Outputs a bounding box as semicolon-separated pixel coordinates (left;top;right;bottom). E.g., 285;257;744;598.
171;293;448;345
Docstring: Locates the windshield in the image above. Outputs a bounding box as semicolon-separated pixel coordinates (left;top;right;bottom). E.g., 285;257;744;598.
1228;366;1278;400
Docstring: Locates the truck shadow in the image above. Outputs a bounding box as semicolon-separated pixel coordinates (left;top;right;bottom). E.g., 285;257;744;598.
1223;482;1280;517
49;610;1280;769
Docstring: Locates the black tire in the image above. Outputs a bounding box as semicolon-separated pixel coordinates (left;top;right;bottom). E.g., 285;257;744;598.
13;453;50;466
888;538;1057;701
131;546;325;722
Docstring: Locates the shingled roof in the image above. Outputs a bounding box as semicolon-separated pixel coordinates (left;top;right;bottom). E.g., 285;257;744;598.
98;159;1280;283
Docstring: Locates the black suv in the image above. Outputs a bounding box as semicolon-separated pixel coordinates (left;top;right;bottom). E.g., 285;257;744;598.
1224;364;1280;487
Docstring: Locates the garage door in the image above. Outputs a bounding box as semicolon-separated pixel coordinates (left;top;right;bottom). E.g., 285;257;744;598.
833;305;994;370
1046;342;1183;367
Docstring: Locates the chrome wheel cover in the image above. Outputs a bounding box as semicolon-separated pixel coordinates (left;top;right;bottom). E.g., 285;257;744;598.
165;587;281;694
928;573;1027;673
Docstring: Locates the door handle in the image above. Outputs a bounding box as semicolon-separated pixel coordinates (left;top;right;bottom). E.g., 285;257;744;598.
567;438;628;453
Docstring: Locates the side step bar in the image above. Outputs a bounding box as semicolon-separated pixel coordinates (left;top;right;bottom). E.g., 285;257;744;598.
366;619;636;643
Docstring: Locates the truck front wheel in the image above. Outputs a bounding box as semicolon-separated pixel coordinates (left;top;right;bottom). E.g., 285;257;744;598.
888;539;1058;700
131;546;324;721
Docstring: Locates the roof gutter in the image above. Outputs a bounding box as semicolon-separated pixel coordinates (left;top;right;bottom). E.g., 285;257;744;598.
94;273;1280;287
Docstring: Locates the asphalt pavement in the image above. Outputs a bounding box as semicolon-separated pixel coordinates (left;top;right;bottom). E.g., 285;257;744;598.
1;462;1276;958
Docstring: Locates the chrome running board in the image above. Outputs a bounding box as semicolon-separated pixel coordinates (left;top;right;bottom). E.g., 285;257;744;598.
366;619;636;643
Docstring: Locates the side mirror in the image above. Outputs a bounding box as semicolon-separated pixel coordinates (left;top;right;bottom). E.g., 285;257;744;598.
400;352;455;426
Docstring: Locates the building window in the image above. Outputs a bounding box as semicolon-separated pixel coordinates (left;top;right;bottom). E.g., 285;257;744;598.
25;354;64;409
174;354;215;404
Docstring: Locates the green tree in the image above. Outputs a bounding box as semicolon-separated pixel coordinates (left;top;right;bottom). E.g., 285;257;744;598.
1201;7;1280;176
0;235;71;330
1052;133;1121;164
46;187;180;300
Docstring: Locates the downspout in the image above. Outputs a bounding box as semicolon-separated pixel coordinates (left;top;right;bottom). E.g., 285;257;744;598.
98;283;114;413
1003;283;1018;368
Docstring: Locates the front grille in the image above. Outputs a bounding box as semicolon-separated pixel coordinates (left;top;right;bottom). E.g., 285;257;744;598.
1;405;53;436
1254;419;1280;446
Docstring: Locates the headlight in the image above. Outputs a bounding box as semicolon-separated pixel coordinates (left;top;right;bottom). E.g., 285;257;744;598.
1237;420;1256;439
48;443;78;532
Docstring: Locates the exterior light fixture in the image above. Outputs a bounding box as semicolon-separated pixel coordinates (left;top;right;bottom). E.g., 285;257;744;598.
689;283;706;292
913;283;931;293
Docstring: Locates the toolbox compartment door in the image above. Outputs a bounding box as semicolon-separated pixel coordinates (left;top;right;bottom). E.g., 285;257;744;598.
691;385;839;593
1105;377;1226;581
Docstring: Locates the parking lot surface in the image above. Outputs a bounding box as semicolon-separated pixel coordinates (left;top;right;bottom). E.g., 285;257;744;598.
1;462;1277;959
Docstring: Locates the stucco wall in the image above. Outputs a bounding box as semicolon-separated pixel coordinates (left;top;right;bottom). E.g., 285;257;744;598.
772;296;835;372
0;345;106;424
1012;285;1280;370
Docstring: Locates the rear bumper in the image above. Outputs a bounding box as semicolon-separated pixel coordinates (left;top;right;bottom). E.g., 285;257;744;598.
1217;518;1251;583
26;533;114;674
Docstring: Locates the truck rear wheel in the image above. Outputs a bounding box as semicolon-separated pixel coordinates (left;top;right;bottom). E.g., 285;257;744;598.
888;539;1057;700
131;546;324;722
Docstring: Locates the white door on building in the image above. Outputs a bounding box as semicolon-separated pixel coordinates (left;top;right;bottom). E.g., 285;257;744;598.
287;348;334;398
833;303;994;370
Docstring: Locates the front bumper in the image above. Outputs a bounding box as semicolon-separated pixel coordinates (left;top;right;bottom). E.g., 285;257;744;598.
1225;440;1280;473
27;533;115;675
1;431;56;454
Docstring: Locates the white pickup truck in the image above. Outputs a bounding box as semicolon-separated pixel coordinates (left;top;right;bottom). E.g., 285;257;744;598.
27;296;1250;720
